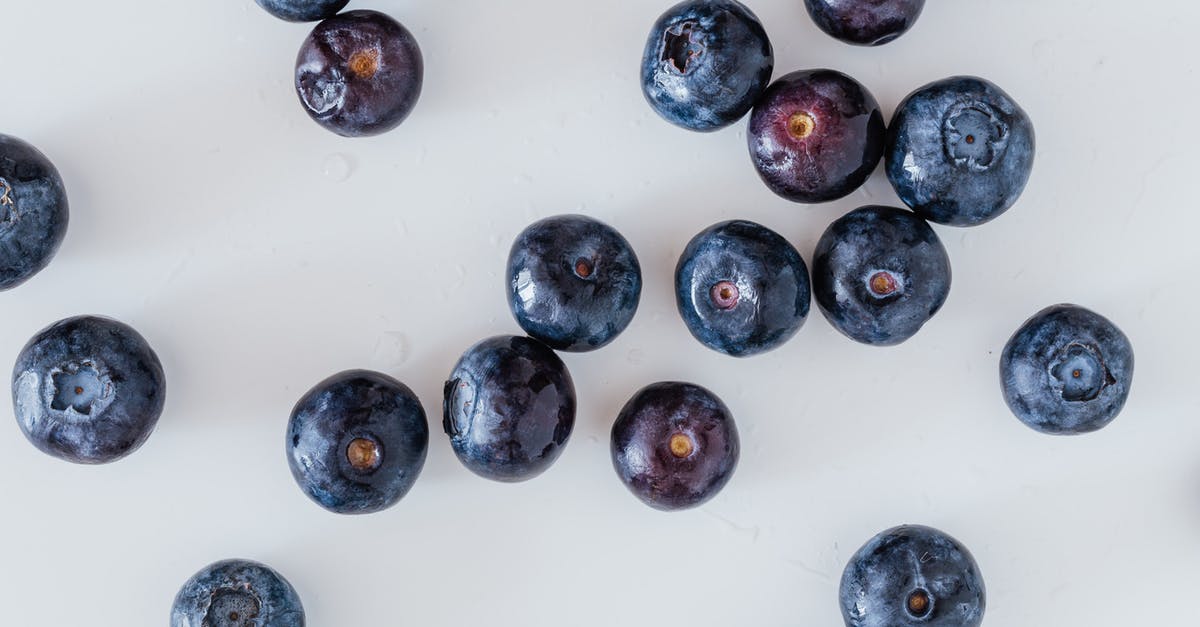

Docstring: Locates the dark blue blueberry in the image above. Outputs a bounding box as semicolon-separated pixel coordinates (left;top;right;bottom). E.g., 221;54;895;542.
11;315;165;464
813;206;951;346
748;69;885;203
443;336;576;482
287;370;428;514
804;0;926;46
675;220;810;357
255;0;348;22
171;559;304;627
1000;304;1134;434
507;215;642;352
611;382;738;511
296;10;423;137
0;134;69;291
641;0;773;131
886;76;1035;226
840;525;985;627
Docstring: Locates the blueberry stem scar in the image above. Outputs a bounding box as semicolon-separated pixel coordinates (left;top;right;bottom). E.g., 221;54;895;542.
787;111;816;140
662;23;700;73
869;271;898;296
348;49;380;79
574;257;594;279
347;437;381;470
907;589;931;617
669;433;694;458
710;281;739;309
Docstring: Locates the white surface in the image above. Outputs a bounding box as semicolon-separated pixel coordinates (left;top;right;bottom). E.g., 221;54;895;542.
1;1;1197;625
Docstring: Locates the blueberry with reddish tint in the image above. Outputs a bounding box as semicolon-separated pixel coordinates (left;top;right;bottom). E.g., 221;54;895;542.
840;525;985;627
1000;304;1134;434
171;559;304;627
611;382;738;511
12;315;165;464
287;370;428;514
507;215;642;352
748;69;885;203
804;0;926;46
675;220;810;357
295;10;423;137
887;76;1035;226
444;336;576;482
255;0;348;22
0;134;69;291
641;0;773;131
813;206;950;346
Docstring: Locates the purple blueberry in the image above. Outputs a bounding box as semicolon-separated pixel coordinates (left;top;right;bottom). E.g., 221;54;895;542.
804;0;926;46
255;0;348;23
0;134;69;291
171;559;304;627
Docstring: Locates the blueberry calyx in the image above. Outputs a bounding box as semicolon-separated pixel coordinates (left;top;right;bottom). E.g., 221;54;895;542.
906;588;933;619
787;111;816;140
867;270;901;297
573;256;595;279
346;436;382;472
662;22;702;73
710;281;740;309
48;361;112;416
347;48;380;79
943;101;1009;171
205;588;262;626
1049;342;1115;402
668;432;695;458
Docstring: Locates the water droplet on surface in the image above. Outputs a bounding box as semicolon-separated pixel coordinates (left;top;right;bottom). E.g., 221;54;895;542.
322;153;353;182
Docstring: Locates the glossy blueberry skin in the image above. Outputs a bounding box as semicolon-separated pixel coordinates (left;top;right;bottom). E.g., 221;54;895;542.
748;69;885;203
507;215;642;352
1000;304;1134;434
611;382;739;511
12;315;165;464
804;0;926;46
840;525;985;627
0;134;69;291
886;76;1035;226
287;370;428;514
255;0;348;22
296;10;423;137
171;559;305;627
443;336;576;482
813;206;951;346
675;220;810;357
641;0;773;132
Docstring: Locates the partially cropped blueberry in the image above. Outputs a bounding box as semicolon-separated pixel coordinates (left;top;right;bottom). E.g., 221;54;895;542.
840;525;985;627
804;0;926;46
813;206;951;346
287;370;428;514
171;559;304;627
507;215;642;352
0;134;69;291
12;315;165;464
675;220;810;357
748;69;885;203
255;0;348;22
296;10;423;137
1000;304;1134;434
443;336;576;482
611;382;738;511
641;0;773;131
887;76;1035;226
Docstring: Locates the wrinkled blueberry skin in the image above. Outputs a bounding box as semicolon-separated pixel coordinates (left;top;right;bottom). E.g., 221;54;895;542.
840;525;985;627
171;559;305;627
11;315;165;464
287;370;428;514
296;10;423;137
804;0;926;46
748;69;885;203
255;0;348;22
813;206;951;346
1000;304;1134;434
507;215;642;352
443;336;576;482
886;76;1035;226
641;0;773;132
611;382;739;511
0;134;69;291
675;220;810;357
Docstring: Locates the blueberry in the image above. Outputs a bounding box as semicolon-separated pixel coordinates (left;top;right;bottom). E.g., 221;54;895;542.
840;525;985;627
748;69;885;203
886;76;1035;226
610;381;738;511
1000;304;1134;434
443;336;576;482
295;10;423;137
675;220;810;357
641;0;773;132
813;206;951;346
11;315;165;464
171;559;304;627
804;0;926;46
255;0;348;22
507;215;642;352
0;134;69;291
287;370;428;514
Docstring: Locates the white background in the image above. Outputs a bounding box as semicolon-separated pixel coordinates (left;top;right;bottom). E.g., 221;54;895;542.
1;1;1197;624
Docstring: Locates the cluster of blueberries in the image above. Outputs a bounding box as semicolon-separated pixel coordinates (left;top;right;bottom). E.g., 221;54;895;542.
0;1;1138;626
